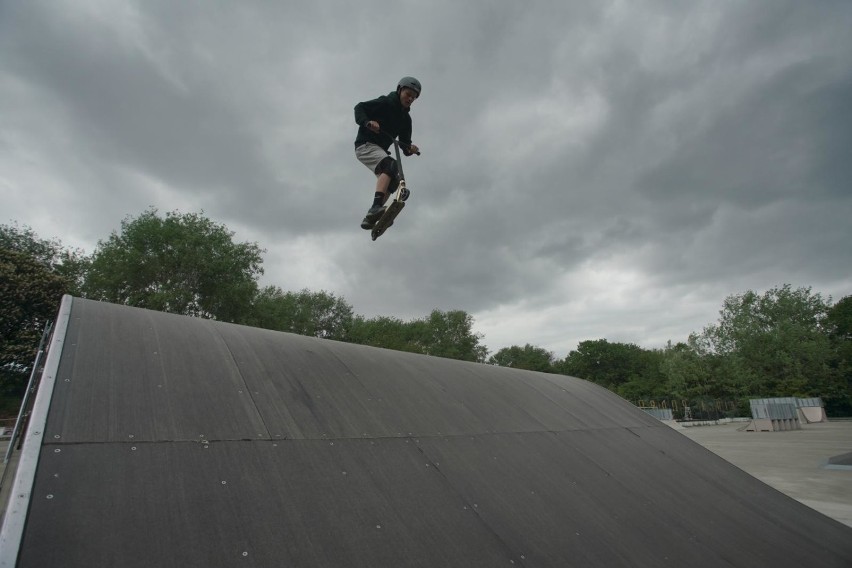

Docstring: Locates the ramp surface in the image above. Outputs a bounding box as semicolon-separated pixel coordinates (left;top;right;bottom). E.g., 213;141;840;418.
5;297;852;567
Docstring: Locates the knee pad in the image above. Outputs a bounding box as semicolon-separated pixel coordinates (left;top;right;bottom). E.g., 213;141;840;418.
375;157;401;193
375;156;399;178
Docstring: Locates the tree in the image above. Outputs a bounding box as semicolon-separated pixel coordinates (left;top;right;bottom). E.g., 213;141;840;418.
488;344;555;372
409;310;489;363
346;309;489;363
559;339;651;390
83;209;264;322
248;286;354;340
1;224;85;414
693;285;840;400
658;340;716;400
825;296;852;341
0;248;67;411
614;348;667;401
0;223;88;296
347;315;423;354
824;296;852;415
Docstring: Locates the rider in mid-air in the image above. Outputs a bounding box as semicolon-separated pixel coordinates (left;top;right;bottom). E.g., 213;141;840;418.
354;77;421;230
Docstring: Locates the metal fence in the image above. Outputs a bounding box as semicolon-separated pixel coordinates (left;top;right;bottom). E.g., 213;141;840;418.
633;399;740;421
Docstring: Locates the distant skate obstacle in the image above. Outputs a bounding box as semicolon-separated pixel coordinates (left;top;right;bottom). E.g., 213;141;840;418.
744;397;827;432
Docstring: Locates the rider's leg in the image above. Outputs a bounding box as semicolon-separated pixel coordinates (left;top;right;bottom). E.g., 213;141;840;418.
377;158;399;194
376;157;408;201
362;172;394;229
375;172;392;204
357;143;396;229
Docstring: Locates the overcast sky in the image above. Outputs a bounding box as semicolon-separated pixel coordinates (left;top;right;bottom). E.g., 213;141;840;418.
2;1;851;358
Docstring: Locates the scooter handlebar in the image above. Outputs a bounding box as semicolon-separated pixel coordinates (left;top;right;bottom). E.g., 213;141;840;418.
377;129;420;155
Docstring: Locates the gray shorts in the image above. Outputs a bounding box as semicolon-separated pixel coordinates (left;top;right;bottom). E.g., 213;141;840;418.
355;142;390;176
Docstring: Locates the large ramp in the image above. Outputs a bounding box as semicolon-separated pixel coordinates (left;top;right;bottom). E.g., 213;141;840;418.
2;296;852;567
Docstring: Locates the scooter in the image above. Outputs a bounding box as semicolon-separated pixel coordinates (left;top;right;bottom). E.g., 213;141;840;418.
370;134;419;242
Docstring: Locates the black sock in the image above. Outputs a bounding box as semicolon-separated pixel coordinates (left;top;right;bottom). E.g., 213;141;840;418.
372;192;384;208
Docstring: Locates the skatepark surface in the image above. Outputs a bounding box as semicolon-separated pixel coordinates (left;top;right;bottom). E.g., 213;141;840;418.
6;422;851;529
1;296;851;567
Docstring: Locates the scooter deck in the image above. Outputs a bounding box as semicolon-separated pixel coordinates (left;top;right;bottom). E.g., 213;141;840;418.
371;201;405;241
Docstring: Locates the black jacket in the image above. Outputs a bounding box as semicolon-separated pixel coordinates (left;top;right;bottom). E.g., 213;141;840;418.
354;91;413;153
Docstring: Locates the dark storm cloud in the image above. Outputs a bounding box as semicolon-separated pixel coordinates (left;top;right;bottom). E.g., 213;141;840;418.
4;4;264;188
2;0;850;356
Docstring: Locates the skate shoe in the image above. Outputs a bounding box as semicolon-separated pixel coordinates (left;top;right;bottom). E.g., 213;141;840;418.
360;205;385;230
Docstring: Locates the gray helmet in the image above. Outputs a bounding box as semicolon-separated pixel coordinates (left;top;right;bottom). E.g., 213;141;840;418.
397;76;422;96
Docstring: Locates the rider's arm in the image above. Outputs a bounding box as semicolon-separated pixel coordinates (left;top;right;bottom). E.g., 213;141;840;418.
354;96;387;128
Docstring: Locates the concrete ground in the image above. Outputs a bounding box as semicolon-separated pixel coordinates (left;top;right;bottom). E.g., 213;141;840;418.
677;420;852;528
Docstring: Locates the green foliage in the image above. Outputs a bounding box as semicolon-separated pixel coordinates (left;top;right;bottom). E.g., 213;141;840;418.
0;223;80;403
0;247;66;400
824;296;852;415
1;225;63;409
825;296;852;340
614;349;667;401
658;341;714;399
83;209;263;322
347;309;488;362
411;310;489;362
560;340;645;387
692;285;839;400
558;339;667;400
247;286;354;340
0;223;88;296
348;315;423;354
488;344;555;372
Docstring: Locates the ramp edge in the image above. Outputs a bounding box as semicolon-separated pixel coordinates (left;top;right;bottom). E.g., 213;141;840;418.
0;295;74;567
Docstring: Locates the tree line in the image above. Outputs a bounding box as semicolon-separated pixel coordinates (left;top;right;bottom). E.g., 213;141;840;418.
2;209;850;416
